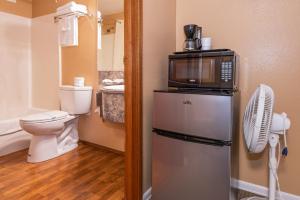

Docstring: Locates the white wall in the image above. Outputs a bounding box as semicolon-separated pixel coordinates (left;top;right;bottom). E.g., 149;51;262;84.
31;13;60;110
0;11;60;120
0;12;31;120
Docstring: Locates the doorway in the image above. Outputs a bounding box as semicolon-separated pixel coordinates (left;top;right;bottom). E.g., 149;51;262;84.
97;0;143;199
124;0;142;199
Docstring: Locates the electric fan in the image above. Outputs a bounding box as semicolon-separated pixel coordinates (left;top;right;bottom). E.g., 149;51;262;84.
242;84;291;200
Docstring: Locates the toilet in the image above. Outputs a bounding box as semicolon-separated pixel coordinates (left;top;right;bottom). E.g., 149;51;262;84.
20;85;93;163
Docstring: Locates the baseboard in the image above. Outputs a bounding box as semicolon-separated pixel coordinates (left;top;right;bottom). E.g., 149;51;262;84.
231;178;300;200
143;187;152;200
144;180;300;200
79;140;124;155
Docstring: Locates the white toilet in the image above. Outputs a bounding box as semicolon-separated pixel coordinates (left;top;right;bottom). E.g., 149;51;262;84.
20;85;93;163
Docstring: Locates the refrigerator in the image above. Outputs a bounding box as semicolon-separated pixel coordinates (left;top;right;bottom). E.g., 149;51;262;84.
152;90;239;200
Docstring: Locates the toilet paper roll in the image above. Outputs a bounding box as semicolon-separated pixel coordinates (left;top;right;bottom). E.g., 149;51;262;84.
74;77;85;87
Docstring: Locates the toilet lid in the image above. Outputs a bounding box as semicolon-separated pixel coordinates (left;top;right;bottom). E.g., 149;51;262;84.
20;111;69;123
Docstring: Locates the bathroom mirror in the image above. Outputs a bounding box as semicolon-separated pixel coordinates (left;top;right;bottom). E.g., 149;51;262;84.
97;0;124;72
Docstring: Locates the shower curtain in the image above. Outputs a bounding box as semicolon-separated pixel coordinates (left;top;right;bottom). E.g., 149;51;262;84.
98;19;124;71
113;20;124;70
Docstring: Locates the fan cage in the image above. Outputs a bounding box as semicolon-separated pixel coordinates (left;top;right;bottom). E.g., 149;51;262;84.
243;84;274;153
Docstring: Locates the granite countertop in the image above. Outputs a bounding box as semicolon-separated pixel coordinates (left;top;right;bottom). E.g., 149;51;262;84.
99;86;125;123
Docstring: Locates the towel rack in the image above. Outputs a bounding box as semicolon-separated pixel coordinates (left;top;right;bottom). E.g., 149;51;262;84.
54;11;92;23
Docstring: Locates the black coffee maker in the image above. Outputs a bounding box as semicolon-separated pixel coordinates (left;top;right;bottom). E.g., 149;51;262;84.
183;24;202;51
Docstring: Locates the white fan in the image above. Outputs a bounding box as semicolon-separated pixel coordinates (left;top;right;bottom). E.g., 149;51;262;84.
242;84;291;200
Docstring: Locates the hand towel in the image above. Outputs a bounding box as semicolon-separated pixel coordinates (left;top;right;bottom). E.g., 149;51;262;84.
58;15;78;47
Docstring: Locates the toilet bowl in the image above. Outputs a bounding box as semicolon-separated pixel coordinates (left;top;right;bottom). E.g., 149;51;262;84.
20;85;92;163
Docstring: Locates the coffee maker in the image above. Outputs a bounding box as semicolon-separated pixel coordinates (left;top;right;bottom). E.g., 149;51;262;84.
183;24;202;51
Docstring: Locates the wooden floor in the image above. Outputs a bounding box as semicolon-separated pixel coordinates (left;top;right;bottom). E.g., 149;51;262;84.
0;143;124;200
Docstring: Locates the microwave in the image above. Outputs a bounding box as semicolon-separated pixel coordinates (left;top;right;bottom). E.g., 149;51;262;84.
168;49;238;90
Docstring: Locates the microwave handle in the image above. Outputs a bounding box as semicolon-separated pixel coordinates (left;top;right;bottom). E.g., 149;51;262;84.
188;79;197;83
197;58;202;84
169;80;200;86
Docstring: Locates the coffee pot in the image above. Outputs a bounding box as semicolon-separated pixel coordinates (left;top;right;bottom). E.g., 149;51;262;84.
183;24;202;51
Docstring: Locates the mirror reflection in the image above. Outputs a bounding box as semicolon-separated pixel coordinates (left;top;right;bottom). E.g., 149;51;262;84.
97;0;125;124
97;0;124;72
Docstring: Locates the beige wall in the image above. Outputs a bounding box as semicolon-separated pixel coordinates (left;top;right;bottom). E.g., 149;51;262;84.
31;13;60;110
142;0;176;192
176;0;300;195
0;0;32;18
32;0;58;18
32;0;125;151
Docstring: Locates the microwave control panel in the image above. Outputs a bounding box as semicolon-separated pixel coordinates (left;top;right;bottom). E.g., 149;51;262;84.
221;62;233;82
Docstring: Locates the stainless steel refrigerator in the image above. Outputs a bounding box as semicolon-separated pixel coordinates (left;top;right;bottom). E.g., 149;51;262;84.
152;90;238;200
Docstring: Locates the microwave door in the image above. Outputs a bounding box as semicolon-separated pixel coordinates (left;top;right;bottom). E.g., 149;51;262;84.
187;57;202;84
170;58;191;84
200;58;217;87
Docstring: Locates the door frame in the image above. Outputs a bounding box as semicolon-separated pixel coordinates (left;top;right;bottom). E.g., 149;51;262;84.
124;0;143;199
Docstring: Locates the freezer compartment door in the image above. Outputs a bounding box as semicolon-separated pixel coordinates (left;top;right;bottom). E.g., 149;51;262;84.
153;92;233;141
152;132;231;200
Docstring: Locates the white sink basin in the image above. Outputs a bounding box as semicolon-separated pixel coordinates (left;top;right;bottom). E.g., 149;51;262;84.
102;85;124;92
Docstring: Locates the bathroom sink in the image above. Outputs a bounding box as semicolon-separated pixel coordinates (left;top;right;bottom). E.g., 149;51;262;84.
102;85;124;92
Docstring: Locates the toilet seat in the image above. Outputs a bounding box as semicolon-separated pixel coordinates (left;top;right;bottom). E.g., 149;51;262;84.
20;111;69;124
20;111;74;137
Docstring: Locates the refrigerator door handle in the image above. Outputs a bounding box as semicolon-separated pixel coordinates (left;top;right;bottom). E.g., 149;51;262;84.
153;128;231;147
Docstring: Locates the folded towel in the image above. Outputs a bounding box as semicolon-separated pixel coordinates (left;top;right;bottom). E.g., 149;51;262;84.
57;2;77;11
56;1;87;12
56;1;88;16
113;79;124;84
102;79;114;85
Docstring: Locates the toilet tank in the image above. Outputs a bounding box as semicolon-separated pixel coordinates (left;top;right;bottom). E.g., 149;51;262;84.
59;85;93;115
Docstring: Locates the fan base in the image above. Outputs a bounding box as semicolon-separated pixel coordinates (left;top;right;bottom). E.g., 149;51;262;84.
241;197;266;200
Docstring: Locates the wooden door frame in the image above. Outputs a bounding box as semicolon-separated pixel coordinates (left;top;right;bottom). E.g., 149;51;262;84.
124;0;143;199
